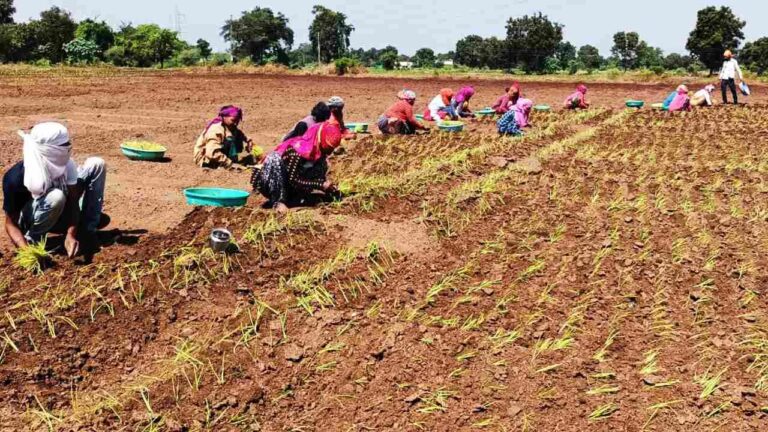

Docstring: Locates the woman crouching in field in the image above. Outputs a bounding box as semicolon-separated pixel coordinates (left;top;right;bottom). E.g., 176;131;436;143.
424;88;457;122
563;84;589;110
377;90;430;135
252;119;343;213
193;105;254;170
668;85;691;112
451;86;476;118
690;84;716;108
497;98;533;136
492;82;521;115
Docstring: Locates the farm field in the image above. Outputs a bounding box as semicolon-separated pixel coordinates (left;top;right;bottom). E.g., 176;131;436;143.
2;72;768;431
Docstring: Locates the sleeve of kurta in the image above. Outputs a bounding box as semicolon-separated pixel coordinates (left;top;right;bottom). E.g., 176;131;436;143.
203;126;233;167
283;150;325;192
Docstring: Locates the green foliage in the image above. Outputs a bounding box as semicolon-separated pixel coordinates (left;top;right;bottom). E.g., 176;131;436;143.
543;56;560;74
663;53;693;70
611;31;641;69
554;41;576;70
173;47;202;67
105;24;184;68
74;19;114;56
378;47;398;70
637;44;664;68
334;56;360;75
412;47;436;68
0;0;14;25
222;7;293;65
741;38;768;75
506;13;563;72
196;38;211;59
309;5;354;63
577;45;601;71
64;38;99;64
455;35;485;68
686;6;745;74
208;52;231;66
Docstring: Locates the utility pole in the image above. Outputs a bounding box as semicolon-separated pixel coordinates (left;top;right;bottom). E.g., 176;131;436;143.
317;32;322;65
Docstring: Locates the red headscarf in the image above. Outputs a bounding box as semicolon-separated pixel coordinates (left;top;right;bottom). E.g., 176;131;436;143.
440;88;454;105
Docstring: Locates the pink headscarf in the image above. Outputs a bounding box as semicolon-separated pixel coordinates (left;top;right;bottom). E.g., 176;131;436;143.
576;84;588;94
454;86;475;105
513;98;533;128
204;106;243;133
273;121;342;162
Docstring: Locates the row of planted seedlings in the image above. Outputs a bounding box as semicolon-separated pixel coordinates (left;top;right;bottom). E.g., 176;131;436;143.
558;109;768;427
6;210;336;429
332;109;612;215
32;193;416;431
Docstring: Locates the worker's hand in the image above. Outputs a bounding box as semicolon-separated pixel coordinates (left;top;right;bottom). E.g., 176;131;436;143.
245;140;254;153
275;202;289;214
230;163;246;171
64;234;79;259
322;180;336;192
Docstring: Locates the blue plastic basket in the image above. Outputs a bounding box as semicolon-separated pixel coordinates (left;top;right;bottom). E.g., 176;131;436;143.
184;188;249;207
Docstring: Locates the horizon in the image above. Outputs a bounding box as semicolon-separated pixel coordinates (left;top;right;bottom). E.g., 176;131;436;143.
13;0;767;57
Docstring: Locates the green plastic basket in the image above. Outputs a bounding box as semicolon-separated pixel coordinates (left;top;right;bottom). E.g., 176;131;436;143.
533;105;551;112
438;121;464;132
120;142;167;161
626;100;645;108
345;123;369;133
475;108;495;117
184;188;249;207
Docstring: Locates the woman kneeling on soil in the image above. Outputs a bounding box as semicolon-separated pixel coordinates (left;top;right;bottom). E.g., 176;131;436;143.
252;120;343;213
424;88;457;122
377;90;430;135
193;105;254;170
451;86;476;118
690;84;716;108
668;85;691;112
563;84;589;110
282;102;331;142
497;98;533;136
492;82;521;115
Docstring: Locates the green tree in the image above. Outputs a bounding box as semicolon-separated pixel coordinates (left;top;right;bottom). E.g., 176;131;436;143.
686;6;745;75
106;24;184;67
0;0;14;24
554;41;576;70
412;47;435;68
637;43;663;68
309;5;354;63
221;7;293;64
663;53;693;70
378;47;398;70
740;38;768;75
33;7;77;63
0;22;37;62
196;38;211;59
75;19;114;56
482;37;507;69
506;13;564;72
577;44;601;71
174;47;201;66
64;38;99;63
611;31;642;69
455;35;486;68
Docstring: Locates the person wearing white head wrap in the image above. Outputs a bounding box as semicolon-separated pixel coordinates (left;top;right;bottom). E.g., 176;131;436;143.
4;122;108;259
691;84;717;107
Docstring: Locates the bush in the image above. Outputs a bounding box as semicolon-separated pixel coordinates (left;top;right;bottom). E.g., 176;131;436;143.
207;52;231;66
334;57;360;75
33;58;52;67
651;65;665;75
64;38;100;64
174;48;202;67
605;68;622;79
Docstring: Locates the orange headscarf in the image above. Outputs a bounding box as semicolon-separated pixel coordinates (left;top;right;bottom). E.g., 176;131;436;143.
440;88;454;106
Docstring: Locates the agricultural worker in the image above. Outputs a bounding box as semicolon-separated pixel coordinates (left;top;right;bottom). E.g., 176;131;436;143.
661;88;678;111
3;122;107;258
193;105;254;170
377;90;430;135
691;84;716;108
719;50;743;105
282;102;331;142
497;98;533;136
327;96;355;140
492;82;521;115
424;88;457;122
451;86;476;118
668;85;691;112
252;119;343;213
563;84;589;110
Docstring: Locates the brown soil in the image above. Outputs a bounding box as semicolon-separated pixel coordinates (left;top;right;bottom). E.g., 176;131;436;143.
1;72;768;431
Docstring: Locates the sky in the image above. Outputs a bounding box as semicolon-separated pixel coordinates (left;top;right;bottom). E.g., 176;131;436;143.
15;0;768;56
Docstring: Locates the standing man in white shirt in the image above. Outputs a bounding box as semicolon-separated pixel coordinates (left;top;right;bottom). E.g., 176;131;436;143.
719;49;743;105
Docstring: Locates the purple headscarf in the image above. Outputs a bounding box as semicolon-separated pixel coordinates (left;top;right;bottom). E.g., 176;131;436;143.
513;98;533;128
454;86;475;105
205;105;243;133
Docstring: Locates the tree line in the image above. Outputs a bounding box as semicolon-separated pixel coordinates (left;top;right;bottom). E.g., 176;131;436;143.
1;1;768;76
